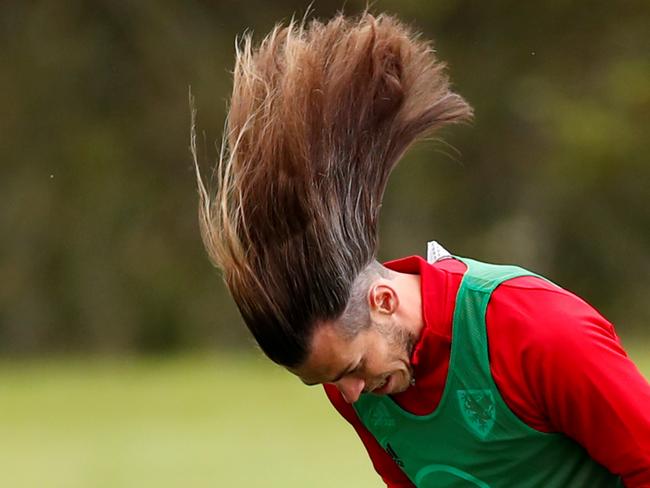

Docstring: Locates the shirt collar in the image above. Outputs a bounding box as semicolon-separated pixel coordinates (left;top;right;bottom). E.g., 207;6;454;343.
383;255;454;374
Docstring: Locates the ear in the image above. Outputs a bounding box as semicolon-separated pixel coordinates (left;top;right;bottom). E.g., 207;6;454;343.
368;282;399;316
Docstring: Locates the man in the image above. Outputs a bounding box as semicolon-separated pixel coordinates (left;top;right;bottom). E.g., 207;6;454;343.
193;12;650;487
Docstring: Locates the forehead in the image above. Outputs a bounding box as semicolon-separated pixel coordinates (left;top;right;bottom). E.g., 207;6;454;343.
289;323;361;384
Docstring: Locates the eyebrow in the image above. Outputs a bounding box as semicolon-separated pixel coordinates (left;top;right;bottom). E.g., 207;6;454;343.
302;361;356;386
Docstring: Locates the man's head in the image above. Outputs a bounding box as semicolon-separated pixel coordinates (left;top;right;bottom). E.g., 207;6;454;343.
291;261;424;403
193;12;471;385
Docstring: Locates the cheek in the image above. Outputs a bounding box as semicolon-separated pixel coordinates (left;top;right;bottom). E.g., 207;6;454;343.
360;354;389;379
365;352;403;378
363;328;410;377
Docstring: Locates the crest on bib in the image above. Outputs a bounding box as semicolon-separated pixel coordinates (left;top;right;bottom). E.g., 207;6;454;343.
457;389;495;439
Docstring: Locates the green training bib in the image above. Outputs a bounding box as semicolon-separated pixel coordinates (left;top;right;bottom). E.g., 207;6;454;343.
353;257;621;487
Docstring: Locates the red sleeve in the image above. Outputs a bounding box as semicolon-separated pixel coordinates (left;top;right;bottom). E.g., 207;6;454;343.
488;277;650;487
323;384;415;487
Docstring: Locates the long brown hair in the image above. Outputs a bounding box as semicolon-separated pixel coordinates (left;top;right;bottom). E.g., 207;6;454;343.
193;12;473;367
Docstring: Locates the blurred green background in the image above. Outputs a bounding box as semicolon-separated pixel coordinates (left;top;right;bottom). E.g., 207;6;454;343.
0;0;648;486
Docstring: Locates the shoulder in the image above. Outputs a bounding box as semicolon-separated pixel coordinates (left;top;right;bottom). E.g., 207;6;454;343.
485;273;623;429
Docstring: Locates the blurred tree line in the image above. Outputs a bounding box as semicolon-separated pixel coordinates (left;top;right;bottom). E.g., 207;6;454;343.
0;0;648;355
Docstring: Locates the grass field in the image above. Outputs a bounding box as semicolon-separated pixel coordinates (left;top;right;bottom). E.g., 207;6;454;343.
0;346;648;488
0;353;379;488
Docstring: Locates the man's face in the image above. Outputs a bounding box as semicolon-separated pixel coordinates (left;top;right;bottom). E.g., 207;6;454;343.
290;318;416;403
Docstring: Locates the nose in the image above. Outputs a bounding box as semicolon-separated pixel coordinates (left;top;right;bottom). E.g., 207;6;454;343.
335;376;366;403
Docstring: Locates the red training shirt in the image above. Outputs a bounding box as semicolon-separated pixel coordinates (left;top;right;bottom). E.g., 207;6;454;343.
324;256;650;487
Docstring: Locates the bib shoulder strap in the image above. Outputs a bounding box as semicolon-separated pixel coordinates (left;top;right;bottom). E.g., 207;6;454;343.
454;256;542;294
449;256;543;386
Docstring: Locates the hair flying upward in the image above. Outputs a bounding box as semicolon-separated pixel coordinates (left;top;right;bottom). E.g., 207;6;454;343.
193;12;473;367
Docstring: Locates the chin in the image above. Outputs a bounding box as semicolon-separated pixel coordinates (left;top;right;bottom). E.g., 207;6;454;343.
391;363;412;388
391;374;411;394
